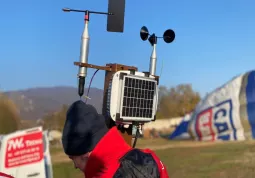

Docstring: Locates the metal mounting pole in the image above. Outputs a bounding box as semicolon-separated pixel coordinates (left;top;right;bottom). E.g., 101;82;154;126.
149;43;157;76
78;11;90;97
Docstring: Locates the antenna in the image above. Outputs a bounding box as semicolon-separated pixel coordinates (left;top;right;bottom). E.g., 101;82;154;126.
140;26;175;75
62;0;125;97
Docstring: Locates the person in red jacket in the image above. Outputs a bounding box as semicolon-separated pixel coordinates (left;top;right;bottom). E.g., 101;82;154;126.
62;100;169;178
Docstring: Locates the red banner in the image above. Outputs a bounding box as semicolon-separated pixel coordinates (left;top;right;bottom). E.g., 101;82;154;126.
0;172;14;178
4;131;44;168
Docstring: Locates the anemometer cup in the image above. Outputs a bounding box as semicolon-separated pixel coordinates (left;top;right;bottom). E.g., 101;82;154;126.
163;29;175;43
140;26;149;41
139;26;175;44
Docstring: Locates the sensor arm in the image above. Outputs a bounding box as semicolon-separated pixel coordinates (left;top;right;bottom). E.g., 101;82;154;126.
62;8;113;97
62;8;113;15
149;42;157;75
78;11;90;97
148;34;157;75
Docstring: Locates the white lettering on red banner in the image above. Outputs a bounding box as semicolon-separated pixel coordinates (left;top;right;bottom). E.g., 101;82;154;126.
4;132;43;168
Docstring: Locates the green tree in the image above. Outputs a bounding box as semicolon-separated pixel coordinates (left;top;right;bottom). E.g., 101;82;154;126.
0;94;20;134
43;104;68;131
157;84;201;119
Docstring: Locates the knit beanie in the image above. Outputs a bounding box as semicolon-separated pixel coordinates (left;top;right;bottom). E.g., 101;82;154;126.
62;100;108;156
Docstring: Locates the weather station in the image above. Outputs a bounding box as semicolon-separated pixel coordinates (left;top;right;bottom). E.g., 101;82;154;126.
62;0;175;147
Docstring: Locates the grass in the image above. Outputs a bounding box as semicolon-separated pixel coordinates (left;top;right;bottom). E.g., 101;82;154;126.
52;139;255;178
156;141;255;178
53;162;83;178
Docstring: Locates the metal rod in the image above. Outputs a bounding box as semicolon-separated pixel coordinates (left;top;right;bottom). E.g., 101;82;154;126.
62;8;113;15
132;125;139;148
78;11;90;97
90;11;113;15
149;43;157;75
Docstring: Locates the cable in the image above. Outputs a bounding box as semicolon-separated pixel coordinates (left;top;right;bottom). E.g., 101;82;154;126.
159;58;164;78
85;69;99;103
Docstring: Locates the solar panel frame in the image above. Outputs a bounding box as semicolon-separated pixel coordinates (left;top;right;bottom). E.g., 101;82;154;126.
119;74;157;121
106;79;112;118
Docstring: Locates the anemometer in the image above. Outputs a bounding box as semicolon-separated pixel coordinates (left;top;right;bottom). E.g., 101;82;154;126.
62;0;175;147
140;26;175;75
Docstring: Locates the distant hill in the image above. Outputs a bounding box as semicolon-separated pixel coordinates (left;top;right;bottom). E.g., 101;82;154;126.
3;86;104;120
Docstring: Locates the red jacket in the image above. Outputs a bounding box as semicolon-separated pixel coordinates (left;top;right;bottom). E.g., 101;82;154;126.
85;126;169;178
0;172;14;178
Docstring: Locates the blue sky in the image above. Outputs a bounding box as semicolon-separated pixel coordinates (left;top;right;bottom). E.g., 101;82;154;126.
1;0;255;96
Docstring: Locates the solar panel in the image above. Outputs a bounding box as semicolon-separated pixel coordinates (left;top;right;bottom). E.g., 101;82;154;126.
120;75;157;119
106;71;158;123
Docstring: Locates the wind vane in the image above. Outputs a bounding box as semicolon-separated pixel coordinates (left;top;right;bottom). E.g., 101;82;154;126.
62;0;126;97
